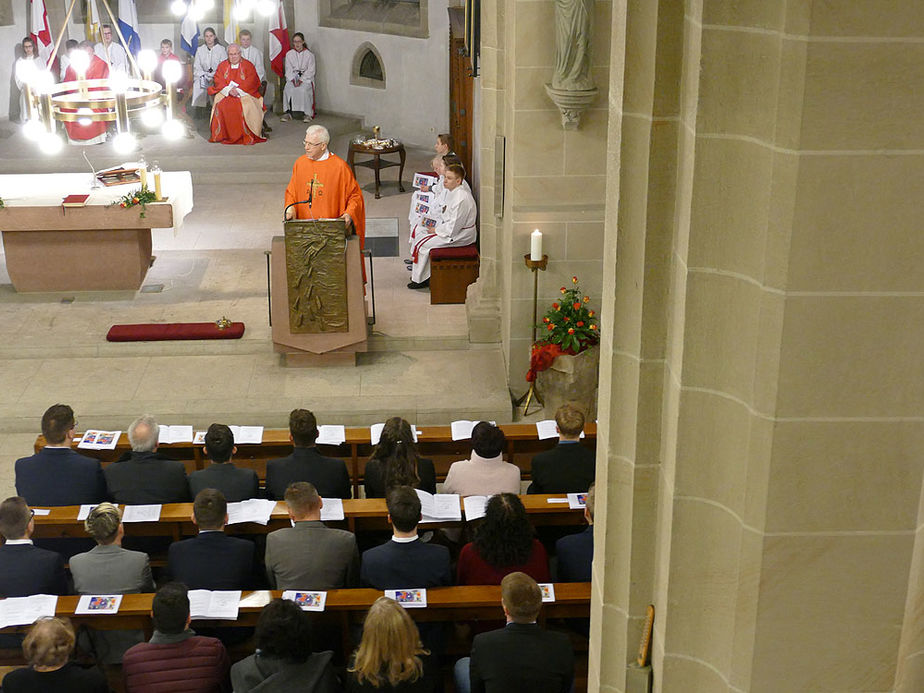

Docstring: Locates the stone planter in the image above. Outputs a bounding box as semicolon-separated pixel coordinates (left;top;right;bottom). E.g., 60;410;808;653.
534;345;599;419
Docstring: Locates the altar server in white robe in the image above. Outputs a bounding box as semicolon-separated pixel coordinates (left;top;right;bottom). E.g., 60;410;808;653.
281;33;315;122
13;37;40;123
238;29;266;84
408;155;472;256
409;163;477;289
192;27;227;116
94;24;129;74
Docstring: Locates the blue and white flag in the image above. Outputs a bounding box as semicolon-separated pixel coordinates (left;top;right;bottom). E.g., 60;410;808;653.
180;11;199;56
117;0;140;55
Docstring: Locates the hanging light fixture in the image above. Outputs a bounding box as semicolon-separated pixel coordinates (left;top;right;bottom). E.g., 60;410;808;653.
20;0;187;153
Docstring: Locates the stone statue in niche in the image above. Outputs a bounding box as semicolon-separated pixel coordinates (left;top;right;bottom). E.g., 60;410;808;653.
545;0;598;129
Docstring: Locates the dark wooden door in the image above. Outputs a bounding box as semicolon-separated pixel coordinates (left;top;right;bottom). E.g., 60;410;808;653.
448;7;473;179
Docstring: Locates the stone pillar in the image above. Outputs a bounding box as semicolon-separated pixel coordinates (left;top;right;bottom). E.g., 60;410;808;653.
590;1;924;691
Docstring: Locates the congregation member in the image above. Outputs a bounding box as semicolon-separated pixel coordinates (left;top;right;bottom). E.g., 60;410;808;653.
442;422;520;497
265;408;352;500
207;43;266;145
408;162;477;290
360;486;451;589
63;42;109;144
284;125;367;246
264;481;358;590
192;27;227;119
155;39;186;90
280;32;315;122
15;403;107;507
70;503;154;663
556;483;594;583
1;618;109;693
363;417;436;498
13;37;39;123
347;596;439;693
167;489;257;590
0;497;67;597
122;582;230;693
457;493;549;586
188;423;260;502
230;598;339;692
457;572;574;693
105;415;190;504
70;503;155;595
94;24;128;74
527;403;596;494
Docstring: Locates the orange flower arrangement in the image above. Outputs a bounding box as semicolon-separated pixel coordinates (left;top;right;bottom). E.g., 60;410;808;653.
537;275;600;354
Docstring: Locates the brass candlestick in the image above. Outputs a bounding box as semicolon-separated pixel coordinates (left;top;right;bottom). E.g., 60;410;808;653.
516;253;549;415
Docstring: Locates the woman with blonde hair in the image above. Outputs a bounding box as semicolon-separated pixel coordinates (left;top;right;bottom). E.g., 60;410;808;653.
347;597;438;692
2;617;109;692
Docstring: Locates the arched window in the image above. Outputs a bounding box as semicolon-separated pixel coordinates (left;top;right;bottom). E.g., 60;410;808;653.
350;42;386;89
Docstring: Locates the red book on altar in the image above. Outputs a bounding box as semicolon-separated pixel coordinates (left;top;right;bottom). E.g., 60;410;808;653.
62;194;90;208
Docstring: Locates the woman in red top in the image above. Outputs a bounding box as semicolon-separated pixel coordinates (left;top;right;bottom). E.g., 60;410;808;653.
457;493;550;585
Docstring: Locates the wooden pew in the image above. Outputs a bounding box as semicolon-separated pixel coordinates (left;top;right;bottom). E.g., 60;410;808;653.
31;494;586;539
0;584;592;666
34;423;598;497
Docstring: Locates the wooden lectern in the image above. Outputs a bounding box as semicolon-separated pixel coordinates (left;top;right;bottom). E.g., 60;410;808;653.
270;219;368;366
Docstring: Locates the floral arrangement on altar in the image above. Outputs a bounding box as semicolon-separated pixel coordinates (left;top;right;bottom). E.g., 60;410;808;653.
527;275;600;382
109;187;157;218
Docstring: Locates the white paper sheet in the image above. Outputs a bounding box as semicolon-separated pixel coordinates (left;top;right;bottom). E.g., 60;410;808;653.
158;425;194;444
316;425;346;446
188;590;241;620
385;588;428;608
74;594;123;615
546;497;570;504
416;490;462;522
462;495;489;521
282;590;328;612
535;420;584;440
567;492;588;510
193;430;206;445
538;583;556;603
230;425;264;444
77;430;122;450
77;504;99;521
239;591;273;609
319;498;345;522
226;499;276;526
32;508;51;516
121;505;162;523
0;594;58;629
370;423;420;445
450;420;497;441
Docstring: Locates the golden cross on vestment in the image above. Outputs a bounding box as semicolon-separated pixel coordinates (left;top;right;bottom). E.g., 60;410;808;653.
308;173;324;198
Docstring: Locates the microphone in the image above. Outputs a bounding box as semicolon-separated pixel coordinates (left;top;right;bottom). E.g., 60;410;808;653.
283;200;308;220
308;183;313;209
82;150;100;189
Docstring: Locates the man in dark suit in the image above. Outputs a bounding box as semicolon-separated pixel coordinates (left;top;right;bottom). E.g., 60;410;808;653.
527;403;595;494
105;415;190;504
188;424;259;502
168;488;257;590
459;572;574;693
360;485;451;589
265;409;351;500
556;483;594;582
265;482;359;590
0;496;68;597
15;403;108;506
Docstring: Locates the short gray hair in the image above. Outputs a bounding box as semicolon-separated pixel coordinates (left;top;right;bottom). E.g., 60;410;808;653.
305;124;330;144
128;415;159;452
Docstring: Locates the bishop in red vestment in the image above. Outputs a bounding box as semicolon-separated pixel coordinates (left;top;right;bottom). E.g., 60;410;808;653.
63;42;109;145
207;44;265;145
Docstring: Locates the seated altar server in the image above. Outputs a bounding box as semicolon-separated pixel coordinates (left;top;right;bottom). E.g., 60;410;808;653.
408;162;477;289
63;41;110;145
281;33;315;122
192;27;227;119
284;124;366;244
207;43;265;145
94;24;128;74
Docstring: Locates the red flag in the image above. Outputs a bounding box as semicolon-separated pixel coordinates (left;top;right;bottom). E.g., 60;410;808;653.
30;0;54;67
268;0;290;79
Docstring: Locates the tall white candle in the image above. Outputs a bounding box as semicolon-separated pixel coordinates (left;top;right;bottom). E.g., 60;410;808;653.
530;229;543;261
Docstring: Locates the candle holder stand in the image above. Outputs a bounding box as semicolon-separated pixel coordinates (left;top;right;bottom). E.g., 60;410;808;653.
515;253;548;415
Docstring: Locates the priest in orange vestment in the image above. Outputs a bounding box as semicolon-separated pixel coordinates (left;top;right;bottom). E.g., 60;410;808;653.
284;124;366;247
63;41;109;145
207;43;265;145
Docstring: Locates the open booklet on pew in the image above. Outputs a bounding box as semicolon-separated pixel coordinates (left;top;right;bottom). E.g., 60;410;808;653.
188;590;241;620
535;420;585;440
450;420;497;441
75;595;122;615
77;430;122;450
0;594;57;629
158;425;194;444
462;495;491;521
121;505;162;523
227;499;277;526
315;425;346;446
415;489;462;523
194;426;264;445
370;423;420;445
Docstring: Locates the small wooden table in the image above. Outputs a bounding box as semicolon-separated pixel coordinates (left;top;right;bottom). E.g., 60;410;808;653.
347;141;406;199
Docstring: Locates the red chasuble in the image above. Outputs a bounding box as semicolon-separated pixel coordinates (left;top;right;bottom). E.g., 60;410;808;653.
63;56;109;142
207;58;265;145
284;153;366;246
